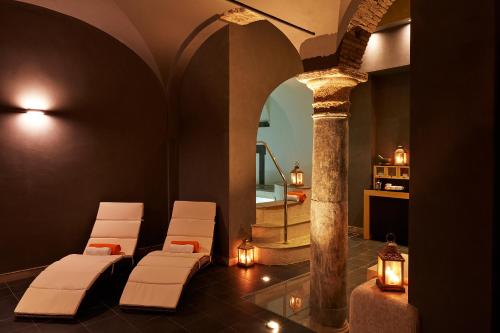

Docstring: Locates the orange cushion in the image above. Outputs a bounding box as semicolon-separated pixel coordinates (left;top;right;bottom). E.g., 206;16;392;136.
171;240;200;253
89;243;121;255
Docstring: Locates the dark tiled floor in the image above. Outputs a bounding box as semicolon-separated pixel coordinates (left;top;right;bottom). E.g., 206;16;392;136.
0;237;407;333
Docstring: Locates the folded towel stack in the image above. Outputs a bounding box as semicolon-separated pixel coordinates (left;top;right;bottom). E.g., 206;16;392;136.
287;191;307;203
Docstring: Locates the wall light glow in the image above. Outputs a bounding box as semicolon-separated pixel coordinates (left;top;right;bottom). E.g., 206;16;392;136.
17;90;52;111
18;109;51;132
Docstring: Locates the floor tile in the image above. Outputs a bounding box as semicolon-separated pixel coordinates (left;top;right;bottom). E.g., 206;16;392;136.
7;277;34;293
0;316;36;332
182;314;227;333
36;319;90;333
138;316;187;333
0;294;19;320
85;315;138;333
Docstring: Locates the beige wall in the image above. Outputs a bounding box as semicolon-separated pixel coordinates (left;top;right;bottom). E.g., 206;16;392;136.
361;23;411;73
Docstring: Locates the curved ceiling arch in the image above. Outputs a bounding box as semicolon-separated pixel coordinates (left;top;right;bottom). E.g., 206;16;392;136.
16;0;347;86
18;0;162;81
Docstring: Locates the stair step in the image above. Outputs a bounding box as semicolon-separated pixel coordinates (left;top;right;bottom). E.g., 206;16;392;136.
256;200;300;209
252;236;310;265
252;235;310;249
253;218;310;228
252;220;310;243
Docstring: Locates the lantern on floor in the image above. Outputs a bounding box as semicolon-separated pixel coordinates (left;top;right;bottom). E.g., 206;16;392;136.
376;234;405;292
238;239;255;267
290;162;304;186
394;145;407;165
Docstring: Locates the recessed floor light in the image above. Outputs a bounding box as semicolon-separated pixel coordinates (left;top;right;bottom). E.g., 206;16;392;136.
262;276;271;282
266;320;280;331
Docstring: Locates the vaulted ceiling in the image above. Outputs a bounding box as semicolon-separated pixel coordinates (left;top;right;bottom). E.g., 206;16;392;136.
18;0;346;84
16;0;410;85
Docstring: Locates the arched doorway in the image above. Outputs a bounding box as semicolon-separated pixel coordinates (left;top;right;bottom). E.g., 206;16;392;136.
252;77;314;265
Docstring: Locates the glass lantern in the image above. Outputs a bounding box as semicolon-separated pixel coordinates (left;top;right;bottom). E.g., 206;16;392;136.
238;239;255;267
394;145;408;165
290;162;304;186
376;234;405;292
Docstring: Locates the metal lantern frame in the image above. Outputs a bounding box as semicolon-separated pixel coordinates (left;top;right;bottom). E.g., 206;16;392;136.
376;235;405;292
238;239;255;267
290;161;304;186
394;145;408;166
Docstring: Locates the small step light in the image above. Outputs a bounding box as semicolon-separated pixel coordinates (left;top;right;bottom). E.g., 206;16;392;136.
262;276;271;282
266;320;280;331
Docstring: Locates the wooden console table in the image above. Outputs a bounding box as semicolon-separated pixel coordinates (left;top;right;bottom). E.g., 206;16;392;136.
363;190;410;240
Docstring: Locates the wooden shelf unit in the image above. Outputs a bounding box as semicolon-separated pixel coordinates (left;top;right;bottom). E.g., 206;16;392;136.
363;190;410;240
373;165;410;189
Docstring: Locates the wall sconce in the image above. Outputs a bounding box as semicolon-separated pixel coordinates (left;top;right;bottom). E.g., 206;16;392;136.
25;109;45;117
238;239;255;267
19;109;50;131
376;234;405;292
290;162;304;186
394;145;408;165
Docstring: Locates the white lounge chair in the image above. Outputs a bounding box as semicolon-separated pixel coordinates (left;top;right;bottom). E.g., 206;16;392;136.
14;202;143;318
119;200;216;311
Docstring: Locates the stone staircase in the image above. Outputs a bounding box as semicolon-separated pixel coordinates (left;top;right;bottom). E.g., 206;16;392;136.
252;188;311;265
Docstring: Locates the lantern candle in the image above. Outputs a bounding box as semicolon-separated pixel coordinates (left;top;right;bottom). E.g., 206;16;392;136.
394;145;408;165
237;239;255;267
376;234;405;292
290;161;304;186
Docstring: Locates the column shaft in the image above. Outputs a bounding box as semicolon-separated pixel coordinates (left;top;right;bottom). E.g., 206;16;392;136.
310;113;349;329
298;68;366;331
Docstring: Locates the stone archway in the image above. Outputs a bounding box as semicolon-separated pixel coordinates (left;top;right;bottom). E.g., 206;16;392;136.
170;9;303;264
298;0;397;331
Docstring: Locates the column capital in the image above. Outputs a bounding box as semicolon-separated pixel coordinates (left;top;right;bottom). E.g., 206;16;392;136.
298;66;367;116
220;7;264;25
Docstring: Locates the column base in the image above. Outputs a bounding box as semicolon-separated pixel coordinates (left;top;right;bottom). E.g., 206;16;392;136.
307;319;349;333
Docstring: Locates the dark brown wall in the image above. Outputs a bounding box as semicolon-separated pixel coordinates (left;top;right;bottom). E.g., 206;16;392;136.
410;0;495;331
178;26;230;259
349;80;374;228
349;69;409;228
0;1;169;274
372;70;410;159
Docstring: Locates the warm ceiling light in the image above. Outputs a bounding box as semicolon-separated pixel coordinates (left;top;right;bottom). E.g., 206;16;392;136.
262;276;271;282
266;320;280;331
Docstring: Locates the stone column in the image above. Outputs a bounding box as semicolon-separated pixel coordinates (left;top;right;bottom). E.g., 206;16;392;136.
298;67;367;332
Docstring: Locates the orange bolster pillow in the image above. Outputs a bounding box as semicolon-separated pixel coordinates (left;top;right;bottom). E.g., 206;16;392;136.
171;240;200;253
89;243;121;255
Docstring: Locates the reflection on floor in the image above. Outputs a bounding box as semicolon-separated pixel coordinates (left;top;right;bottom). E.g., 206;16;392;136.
244;237;408;330
0;236;406;332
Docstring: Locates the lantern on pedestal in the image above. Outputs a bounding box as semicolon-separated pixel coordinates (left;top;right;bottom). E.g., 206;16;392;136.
376;234;405;292
394;145;408;165
238;239;255;267
290;162;304;186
